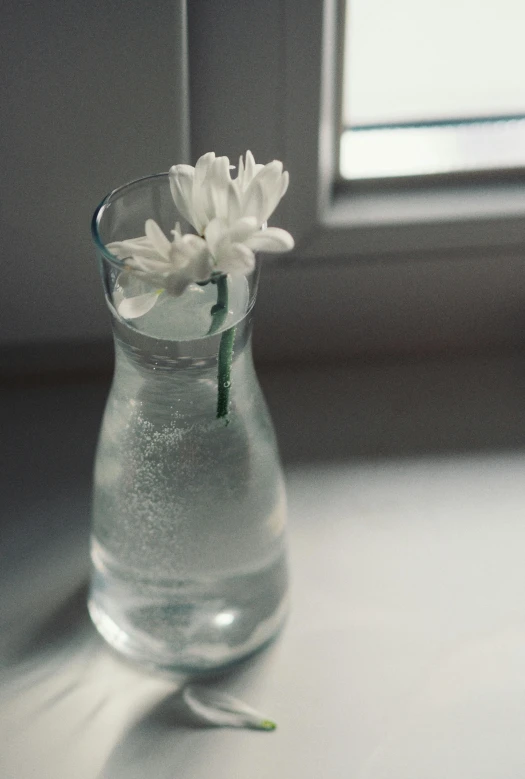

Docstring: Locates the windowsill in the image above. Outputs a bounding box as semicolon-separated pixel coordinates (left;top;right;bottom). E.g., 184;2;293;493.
294;180;525;259
329;180;525;228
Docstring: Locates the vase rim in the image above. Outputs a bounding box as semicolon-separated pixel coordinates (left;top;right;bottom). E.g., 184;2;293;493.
91;172;169;267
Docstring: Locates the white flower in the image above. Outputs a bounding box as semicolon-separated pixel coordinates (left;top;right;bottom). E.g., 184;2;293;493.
106;151;294;319
169;150;293;240
107;219;213;318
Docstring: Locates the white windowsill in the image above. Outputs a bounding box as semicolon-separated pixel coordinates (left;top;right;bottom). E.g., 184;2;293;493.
290;180;525;261
328;182;525;229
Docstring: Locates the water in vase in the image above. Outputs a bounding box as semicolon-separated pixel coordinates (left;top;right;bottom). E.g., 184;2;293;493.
88;281;289;672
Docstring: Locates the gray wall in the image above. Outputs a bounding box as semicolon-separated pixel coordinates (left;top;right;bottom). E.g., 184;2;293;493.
1;0;188;347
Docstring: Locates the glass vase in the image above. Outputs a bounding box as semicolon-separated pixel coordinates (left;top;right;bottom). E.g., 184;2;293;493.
88;174;289;673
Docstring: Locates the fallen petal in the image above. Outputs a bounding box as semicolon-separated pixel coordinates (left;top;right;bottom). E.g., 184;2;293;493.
182;685;277;731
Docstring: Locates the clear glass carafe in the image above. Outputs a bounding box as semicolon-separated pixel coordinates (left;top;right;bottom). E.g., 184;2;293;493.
89;175;288;673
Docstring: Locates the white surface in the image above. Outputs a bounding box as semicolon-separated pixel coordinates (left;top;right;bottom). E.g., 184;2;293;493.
2;447;525;778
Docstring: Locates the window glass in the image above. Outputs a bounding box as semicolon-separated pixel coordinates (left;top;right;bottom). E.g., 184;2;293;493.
341;0;525;178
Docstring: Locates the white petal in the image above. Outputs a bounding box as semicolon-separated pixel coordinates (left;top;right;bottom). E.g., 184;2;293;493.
169;165;197;229
194;152;216;191
118;292;160;319
192;152;218;232
241;179;266;225
180;233;209;253
127;254;170;274
181;233;208;252
193;157;225;233
280;170;289;198
237;154;245;189
182;685;277;731
192;190;212;236
209;185;228;223
243;150;263;186
204;217;226;257
174;236;210;275
208;157;232;221
260;159;284;179
259;170;289;223
145;219;171;259
187;247;214;281
251;162;285;223
107;238;159;261
227;182;242;224
218;155;232;175
211;156;232;184
216;242;255;275
245;227;294;253
167;236;196;270
228;216;258;243
251;161;284;198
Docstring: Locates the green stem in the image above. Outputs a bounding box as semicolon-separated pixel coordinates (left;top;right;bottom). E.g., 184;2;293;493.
207;273;229;335
217;326;235;420
208;274;235;420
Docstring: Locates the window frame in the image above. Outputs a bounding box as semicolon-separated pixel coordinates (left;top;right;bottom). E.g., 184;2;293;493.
282;0;525;260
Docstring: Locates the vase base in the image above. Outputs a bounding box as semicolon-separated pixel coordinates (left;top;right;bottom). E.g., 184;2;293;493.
88;593;288;675
87;544;289;674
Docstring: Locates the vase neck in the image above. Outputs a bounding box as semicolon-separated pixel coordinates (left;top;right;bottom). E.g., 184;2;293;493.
111;311;254;377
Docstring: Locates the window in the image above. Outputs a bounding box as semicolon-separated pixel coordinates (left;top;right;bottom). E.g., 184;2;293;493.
340;0;525;180
189;0;525;361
